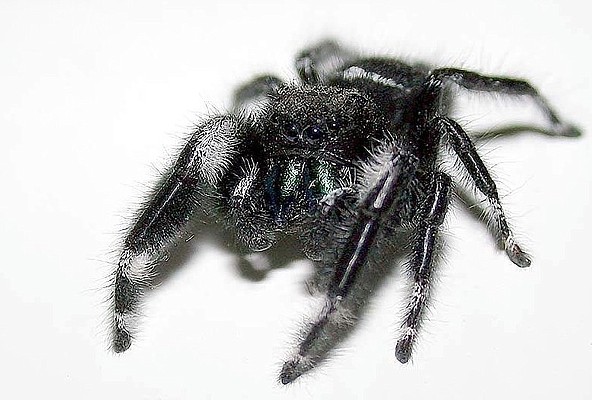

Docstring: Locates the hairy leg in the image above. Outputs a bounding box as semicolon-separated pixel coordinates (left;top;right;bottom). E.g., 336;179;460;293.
112;115;245;352
431;116;530;267
295;39;355;84
232;74;284;118
429;68;581;136
280;146;417;384
396;172;451;363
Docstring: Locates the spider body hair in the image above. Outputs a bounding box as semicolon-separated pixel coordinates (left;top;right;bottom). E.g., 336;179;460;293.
111;40;580;383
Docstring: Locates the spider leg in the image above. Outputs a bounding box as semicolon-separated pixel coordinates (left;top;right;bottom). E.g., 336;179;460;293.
395;172;451;363
280;148;417;384
330;149;418;298
429;68;581;137
231;74;284;117
223;156;278;252
295;39;355;84
112;115;245;352
432;116;531;267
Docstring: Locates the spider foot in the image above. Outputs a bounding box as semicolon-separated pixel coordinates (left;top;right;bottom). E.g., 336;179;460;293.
505;237;531;268
112;302;135;353
395;335;414;364
111;253;150;353
279;356;313;385
279;298;356;384
112;326;132;353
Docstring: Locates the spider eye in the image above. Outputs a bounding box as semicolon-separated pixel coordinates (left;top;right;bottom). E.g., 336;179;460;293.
326;116;340;130
283;121;300;141
304;125;324;143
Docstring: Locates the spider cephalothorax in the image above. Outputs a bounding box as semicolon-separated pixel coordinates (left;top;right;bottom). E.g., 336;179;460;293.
262;85;384;155
111;40;580;384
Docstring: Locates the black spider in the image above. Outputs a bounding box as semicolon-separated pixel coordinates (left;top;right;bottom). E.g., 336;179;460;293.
111;40;580;384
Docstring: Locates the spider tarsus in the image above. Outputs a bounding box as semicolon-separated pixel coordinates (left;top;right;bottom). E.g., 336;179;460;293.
112;328;132;353
395;337;413;364
505;239;532;268
279;362;299;385
279;358;308;385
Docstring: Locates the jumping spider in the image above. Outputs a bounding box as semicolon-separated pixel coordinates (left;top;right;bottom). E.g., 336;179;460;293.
112;40;580;384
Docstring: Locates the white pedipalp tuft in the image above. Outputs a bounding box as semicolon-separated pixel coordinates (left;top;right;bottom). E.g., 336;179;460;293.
231;157;260;200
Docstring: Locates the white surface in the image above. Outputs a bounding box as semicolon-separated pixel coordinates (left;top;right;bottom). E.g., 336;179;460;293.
1;0;591;399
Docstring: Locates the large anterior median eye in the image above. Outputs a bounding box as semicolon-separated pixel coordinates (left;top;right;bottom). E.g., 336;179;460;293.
303;124;324;143
283;121;300;141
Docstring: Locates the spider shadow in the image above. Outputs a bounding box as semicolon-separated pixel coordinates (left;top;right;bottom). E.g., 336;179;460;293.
471;122;581;141
453;186;505;252
147;215;308;291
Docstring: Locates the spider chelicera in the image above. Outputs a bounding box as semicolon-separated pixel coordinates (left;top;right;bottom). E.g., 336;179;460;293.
111;40;580;384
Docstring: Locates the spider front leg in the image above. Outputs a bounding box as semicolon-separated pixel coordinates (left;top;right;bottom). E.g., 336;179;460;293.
280;148;417;384
395;172;451;363
429;68;581;137
112;115;245;352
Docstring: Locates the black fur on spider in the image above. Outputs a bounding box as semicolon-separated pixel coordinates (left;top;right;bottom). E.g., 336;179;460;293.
111;40;580;384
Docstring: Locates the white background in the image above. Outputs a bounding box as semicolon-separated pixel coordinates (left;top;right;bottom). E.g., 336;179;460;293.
1;0;591;399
